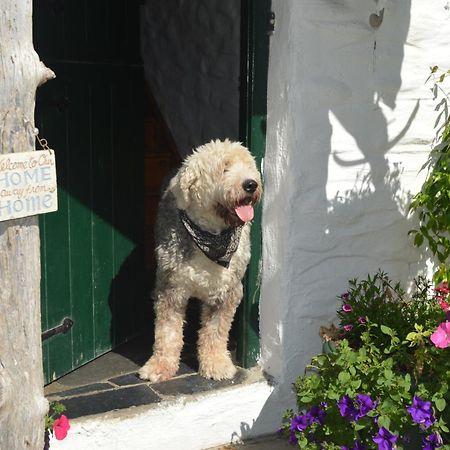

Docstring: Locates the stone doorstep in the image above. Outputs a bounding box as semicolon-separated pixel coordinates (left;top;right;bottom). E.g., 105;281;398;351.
48;371;276;450
47;366;257;421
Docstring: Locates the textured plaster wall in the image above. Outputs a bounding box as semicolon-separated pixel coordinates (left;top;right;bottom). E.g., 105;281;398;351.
140;0;241;157
256;0;450;432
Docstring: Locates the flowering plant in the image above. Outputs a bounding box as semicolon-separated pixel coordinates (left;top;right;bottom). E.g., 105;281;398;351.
280;272;450;449
44;401;70;450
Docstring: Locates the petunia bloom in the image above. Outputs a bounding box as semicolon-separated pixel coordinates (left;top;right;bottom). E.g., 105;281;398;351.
355;393;377;417
358;316;367;324
373;427;397;450
343;324;353;332
406;396;435;429
306;405;326;425
342;304;353;313
430;321;450;349
435;281;449;297
338;395;358;421
290;414;311;433
423;432;443;450
341;292;350;300
53;414;70;440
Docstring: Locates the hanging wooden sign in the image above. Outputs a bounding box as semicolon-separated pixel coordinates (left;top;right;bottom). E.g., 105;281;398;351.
0;149;58;221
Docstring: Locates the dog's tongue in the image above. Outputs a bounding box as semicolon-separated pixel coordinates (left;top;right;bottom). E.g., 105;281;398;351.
235;204;254;222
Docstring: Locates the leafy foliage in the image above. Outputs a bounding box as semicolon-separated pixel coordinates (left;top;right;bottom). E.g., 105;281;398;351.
280;273;450;449
410;66;450;283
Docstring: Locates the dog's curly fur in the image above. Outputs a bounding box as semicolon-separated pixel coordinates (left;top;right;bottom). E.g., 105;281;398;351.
139;140;262;382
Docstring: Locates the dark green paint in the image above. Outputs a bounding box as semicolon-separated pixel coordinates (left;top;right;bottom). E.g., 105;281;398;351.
35;0;145;384
237;0;271;367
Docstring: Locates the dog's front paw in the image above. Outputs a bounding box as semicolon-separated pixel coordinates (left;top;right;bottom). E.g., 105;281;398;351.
199;353;237;380
138;357;178;382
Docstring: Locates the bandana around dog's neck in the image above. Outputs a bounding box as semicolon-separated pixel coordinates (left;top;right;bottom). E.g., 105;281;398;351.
179;209;243;268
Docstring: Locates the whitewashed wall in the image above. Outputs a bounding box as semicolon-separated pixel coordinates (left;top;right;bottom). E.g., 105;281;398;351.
140;0;241;157
255;0;450;435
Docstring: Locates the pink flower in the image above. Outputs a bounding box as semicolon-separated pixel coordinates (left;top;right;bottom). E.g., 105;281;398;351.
343;324;353;332
358;316;367;325
342;304;353;313
430;322;450;349
438;298;450;312
53;415;70;440
436;281;449;294
341;292;350;300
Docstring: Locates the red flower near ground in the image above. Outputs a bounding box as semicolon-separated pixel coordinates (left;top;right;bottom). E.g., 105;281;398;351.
53;415;70;440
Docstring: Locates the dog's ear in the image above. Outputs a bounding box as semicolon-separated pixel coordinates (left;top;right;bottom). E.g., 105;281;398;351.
170;163;201;209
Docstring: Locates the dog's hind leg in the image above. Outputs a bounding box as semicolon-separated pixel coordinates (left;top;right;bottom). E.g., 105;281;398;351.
139;288;188;382
197;286;242;380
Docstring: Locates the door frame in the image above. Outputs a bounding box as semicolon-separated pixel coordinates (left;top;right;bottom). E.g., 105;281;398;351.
237;0;271;368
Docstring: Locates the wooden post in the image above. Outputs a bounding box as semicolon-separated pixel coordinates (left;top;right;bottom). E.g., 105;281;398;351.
0;1;55;448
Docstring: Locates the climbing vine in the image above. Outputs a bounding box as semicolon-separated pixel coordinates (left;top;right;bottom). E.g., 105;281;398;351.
410;66;450;282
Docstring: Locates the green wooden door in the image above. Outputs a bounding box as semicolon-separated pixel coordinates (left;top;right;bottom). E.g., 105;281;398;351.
236;0;271;368
34;0;146;384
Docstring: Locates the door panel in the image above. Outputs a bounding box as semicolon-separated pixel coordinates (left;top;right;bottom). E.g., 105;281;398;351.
35;0;145;384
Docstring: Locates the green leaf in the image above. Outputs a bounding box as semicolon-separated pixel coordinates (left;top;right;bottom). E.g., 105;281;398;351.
414;233;424;247
435;398;446;412
377;415;391;429
338;371;351;384
380;325;394;336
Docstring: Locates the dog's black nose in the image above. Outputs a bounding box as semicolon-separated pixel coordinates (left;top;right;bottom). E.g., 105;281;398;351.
242;179;258;193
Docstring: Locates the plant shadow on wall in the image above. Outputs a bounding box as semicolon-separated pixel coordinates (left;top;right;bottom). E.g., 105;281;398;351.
233;0;437;444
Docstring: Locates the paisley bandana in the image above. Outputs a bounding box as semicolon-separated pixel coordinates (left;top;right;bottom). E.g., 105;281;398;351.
179;209;243;268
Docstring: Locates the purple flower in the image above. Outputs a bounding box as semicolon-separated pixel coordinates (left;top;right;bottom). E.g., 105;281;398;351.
341;292;350;300
423;432;443;450
290;414;311;432
338;395;359;421
307;405;326;425
342;303;353;313
288;431;298;445
355;393;377;417
343;324;353;332
358;316;367;324
373;427;398;450
406;396;435;429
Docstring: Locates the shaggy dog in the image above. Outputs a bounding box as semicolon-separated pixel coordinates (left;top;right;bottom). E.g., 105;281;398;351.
139;139;262;382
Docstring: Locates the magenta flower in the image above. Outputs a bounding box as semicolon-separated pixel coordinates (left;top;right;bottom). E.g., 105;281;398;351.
343;324;353;332
373;427;397;450
430;321;450;349
342;303;353;313
358;316;367;324
341;292;350;300
406;396;435;428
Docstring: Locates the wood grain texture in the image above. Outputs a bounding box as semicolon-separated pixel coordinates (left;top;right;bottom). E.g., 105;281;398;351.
0;1;54;448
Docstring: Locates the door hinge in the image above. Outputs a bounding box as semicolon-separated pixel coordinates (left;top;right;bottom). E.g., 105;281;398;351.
42;317;74;341
267;11;275;34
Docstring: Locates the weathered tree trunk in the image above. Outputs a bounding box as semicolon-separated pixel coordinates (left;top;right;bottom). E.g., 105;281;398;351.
0;1;55;449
